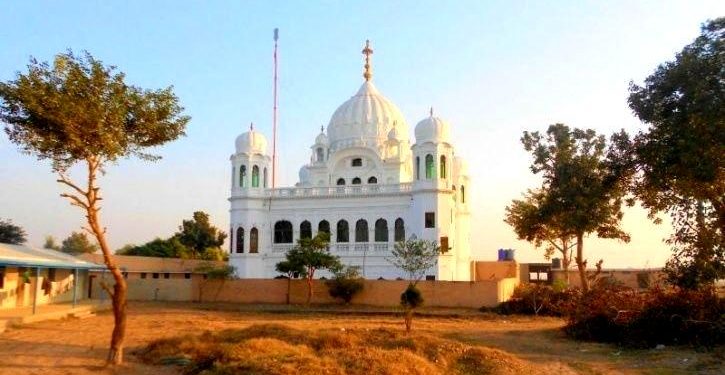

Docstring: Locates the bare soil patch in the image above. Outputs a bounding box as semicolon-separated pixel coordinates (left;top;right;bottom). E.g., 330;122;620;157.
0;302;721;374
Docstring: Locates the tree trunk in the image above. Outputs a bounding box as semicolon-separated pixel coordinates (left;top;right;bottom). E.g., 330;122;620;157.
286;277;291;305
58;157;128;365
305;276;313;305
404;308;413;333
574;233;589;292
561;238;571;284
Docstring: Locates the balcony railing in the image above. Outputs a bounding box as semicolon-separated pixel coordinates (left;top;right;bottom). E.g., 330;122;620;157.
271;243;391;255
232;183;413;199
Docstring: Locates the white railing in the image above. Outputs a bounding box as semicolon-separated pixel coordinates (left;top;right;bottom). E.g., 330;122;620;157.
232;183;412;199
373;243;389;252
335;244;350;253
271;244;294;253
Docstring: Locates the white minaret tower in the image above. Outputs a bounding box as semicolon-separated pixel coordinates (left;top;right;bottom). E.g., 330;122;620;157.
230;123;272;278
410;108;469;280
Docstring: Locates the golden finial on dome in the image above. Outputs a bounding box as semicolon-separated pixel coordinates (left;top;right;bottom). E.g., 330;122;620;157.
430;107;434;117
250;122;254;131
362;40;373;82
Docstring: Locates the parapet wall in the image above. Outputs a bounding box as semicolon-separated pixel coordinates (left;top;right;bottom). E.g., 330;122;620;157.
92;277;519;308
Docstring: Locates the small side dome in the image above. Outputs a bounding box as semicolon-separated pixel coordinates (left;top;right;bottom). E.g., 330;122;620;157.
315;127;329;145
414;108;451;144
235;124;268;155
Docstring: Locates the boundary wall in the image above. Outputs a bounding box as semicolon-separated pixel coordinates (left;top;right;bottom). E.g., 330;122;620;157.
92;277;519;308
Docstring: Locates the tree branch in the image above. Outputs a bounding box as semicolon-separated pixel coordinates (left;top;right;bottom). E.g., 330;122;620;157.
60;193;90;209
57;173;88;197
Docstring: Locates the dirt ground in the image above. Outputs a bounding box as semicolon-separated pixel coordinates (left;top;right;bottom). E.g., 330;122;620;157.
0;302;721;375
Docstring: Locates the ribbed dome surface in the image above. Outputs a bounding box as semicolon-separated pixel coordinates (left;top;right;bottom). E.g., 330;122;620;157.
235;129;268;155
327;81;408;150
414;115;451;144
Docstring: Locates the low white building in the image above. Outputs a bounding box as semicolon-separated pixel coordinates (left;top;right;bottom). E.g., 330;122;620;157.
229;41;472;280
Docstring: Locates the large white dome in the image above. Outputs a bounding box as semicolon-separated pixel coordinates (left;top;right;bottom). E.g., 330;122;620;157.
327;81;409;150
235;127;268;155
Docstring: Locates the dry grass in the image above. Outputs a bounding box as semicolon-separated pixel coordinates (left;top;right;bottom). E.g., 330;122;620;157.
0;301;722;374
136;323;530;375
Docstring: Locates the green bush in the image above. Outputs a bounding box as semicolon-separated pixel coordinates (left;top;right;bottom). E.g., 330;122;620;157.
401;284;424;309
326;266;364;304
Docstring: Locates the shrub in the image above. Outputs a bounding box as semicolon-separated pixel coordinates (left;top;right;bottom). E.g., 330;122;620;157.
326;266;364;304
563;285;724;348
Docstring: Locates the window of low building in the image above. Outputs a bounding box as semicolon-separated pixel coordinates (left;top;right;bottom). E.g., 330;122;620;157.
152;273;159;279
425;275;436;281
440;236;449;253
352;177;362;185
141;272;147;279
352;158;362;167
164;273;170;279
425;212;435;228
184;273;191;279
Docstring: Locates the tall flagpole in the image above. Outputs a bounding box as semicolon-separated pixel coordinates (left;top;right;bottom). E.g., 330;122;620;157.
272;28;279;189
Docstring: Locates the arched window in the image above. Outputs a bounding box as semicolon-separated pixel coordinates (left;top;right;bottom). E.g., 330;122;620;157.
367;176;377;184
461;185;466;204
336;178;346;186
352;177;362;185
425;154;435;179
415;156;420;180
394;218;405;242
250;227;259;253
263;167;268;188
316;147;324;162
236;227;244;253
239;165;247;187
355;219;369;242
252;165;260;187
300;220;312;240
440;155;446;179
374;219;388;242
318;220;330;235
274;221;293;243
336;220;349;243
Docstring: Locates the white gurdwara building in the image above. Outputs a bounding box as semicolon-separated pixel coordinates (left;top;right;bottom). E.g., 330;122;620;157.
229;41;472;280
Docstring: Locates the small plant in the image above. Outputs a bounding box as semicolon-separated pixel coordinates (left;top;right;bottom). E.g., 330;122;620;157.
326;266;364;304
387;237;440;332
400;284;424;332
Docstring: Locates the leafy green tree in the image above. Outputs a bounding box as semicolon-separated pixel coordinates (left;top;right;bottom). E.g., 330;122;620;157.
60;231;99;254
387;237;440;332
275;259;305;304
0;50;189;364
43;235;61;251
326;266;364;304
116;237;190;258
175;211;227;259
0;218;26;244
277;232;341;305
627;18;724;289
505;189;576;283
519;124;632;291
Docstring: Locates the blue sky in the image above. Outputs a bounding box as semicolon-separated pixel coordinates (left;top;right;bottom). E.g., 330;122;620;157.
1;1;723;267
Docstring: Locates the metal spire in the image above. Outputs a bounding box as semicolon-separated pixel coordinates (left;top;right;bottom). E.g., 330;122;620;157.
362;40;373;82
